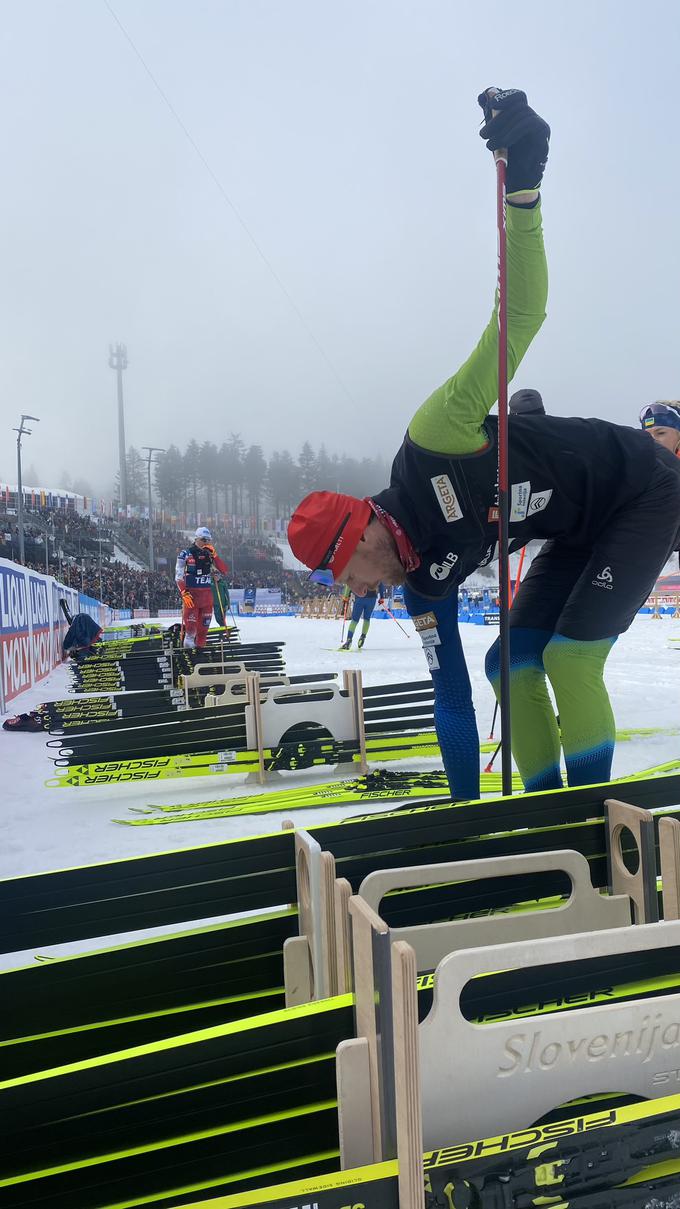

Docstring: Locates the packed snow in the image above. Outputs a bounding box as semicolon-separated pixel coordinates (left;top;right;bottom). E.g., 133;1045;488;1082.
1;611;678;966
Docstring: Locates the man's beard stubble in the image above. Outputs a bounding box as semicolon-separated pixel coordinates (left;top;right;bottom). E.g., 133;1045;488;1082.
376;525;406;583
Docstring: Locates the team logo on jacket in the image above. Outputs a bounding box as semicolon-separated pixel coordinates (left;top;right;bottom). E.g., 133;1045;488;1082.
413;611;441;648
429;552;458;581
510;481;531;522
431;474;464;522
528;489;553;514
592;566;614;590
479;542;499;567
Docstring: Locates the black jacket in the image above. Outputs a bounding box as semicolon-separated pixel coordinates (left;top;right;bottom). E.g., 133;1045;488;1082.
372;415;661;599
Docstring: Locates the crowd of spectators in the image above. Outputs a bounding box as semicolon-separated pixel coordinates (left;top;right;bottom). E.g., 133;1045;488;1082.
56;560;179;611
18;557;178;612
1;506;330;609
0;508;114;565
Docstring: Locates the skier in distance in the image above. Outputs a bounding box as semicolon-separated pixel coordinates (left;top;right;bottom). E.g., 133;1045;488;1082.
175;527;229;649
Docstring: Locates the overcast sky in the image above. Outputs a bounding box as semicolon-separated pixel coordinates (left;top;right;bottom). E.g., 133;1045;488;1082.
0;0;678;494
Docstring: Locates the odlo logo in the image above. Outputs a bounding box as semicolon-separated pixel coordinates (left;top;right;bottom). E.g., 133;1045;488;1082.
430;552;458;581
592;566;614;591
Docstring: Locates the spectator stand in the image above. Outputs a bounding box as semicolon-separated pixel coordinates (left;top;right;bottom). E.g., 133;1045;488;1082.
457;587;501;626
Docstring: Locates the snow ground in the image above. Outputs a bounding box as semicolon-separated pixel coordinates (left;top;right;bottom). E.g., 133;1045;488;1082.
1;612;678;965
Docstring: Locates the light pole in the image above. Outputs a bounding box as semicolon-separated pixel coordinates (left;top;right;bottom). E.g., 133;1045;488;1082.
109;344;128;510
13;415;39;565
51;517;60;581
142;447;165;573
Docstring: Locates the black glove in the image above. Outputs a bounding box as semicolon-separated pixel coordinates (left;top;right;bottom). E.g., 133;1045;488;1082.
478;88;550;194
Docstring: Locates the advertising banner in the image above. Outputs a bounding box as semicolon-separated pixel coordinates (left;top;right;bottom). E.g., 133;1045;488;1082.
0;562;31;702
0;557;84;707
27;572;52;685
78;593;107;627
254;588;282;606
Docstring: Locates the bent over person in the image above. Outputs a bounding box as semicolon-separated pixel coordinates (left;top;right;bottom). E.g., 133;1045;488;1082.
175;527;229;649
288;87;680;800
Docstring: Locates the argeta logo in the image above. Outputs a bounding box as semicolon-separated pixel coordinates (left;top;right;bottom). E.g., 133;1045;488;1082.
592;566;614;591
429;552;458;581
431;474;464;523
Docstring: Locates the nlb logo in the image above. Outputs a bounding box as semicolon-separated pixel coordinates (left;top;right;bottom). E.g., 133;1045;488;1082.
430;474;463;523
429;552;459;582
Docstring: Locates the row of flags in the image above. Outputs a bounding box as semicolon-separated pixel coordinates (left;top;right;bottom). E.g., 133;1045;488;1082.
1;485;292;536
2;485;72;510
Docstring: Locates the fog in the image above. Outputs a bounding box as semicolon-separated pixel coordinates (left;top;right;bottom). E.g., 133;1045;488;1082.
0;0;678;496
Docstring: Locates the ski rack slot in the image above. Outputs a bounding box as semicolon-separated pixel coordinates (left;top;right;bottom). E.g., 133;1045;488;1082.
180;661;250;705
335;846;637;1167
204;674;287;707
246;674;361;751
11;777;678;952
246;671;266;784
659;815;680;919
605;797;659;922
334;877;353;995
241;669;368;779
339;912;680;1199
344;668;368;775
180;661;302;707
319;800;657;1000
283;829;337;1005
337;895;395;1166
419;920;680;1143
354;849;632;977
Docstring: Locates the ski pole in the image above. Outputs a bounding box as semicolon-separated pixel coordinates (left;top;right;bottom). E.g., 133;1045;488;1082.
340;592;350;643
513;544;526;601
381;599;411;638
219;579;239;633
484;740;502;775
488;546;526;752
491;97;513;798
211;575;227;628
488;700;498;741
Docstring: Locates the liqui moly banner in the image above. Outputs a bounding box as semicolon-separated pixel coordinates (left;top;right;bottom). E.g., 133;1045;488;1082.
0;557;79;705
27;572;52;685
0;563;31;700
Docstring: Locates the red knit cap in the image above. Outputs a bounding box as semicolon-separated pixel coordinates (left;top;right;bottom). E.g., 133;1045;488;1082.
288;491;372;579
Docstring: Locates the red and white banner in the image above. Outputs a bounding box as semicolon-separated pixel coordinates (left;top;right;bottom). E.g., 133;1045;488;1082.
0;558;78;705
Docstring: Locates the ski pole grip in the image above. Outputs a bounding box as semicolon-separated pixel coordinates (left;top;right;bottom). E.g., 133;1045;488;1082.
483;87;508;166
